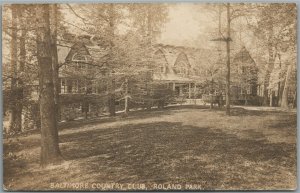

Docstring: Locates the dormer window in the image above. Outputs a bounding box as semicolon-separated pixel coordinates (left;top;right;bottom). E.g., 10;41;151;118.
174;52;190;76
153;49;168;74
72;53;93;63
71;53;93;70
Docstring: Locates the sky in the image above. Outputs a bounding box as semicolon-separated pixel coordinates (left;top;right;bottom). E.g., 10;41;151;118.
62;3;219;49
2;3;243;58
159;3;217;48
2;3;217;62
158;3;258;51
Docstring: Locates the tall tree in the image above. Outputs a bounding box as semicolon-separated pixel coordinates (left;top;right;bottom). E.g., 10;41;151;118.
7;5;21;134
208;3;252;114
107;4;116;116
61;4;168;116
251;4;296;106
281;64;292;108
127;4;168;110
14;5;27;133
3;4;43;132
50;4;60;122
35;4;62;166
225;3;231;115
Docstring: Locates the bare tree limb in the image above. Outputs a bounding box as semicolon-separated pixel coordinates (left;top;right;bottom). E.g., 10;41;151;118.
66;4;95;26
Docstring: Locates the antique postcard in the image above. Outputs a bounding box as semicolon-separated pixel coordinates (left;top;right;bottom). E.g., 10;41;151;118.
2;3;297;191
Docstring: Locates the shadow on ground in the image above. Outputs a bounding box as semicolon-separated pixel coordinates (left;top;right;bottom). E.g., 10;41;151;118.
58;121;295;189
3;106;297;191
58;106;187;131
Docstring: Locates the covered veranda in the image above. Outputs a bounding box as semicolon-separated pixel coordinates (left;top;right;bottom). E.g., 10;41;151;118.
153;73;201;99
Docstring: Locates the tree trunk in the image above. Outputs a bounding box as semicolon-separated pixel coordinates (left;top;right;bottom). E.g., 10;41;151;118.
281;64;292;108
124;78;129;115
292;91;297;108
277;82;281;106
146;83;152;110
244;95;248;106
50;4;60;123
146;7;153;111
262;41;276;106
269;91;273;107
108;4;116;117
82;99;88;120
15;6;27;132
85;104;88;119
210;78;213;109
276;53;282;106
108;78;116;116
225;3;231;116
36;4;62;166
8;5;21;134
278;80;285;106
147;6;152;46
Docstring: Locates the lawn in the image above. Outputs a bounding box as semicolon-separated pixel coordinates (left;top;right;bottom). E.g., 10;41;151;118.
3;106;297;191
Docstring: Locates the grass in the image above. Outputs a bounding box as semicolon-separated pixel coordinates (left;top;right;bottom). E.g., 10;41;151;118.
3;106;297;191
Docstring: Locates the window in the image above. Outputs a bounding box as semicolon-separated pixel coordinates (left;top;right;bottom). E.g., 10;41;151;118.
97;84;107;93
67;80;73;93
87;86;92;94
91;81;97;94
72;53;93;71
85;55;93;63
176;67;185;75
61;79;66;93
242;66;246;73
246;86;251;94
78;80;86;93
72;80;78;93
75;62;86;70
174;52;190;76
240;86;245;94
72;53;86;62
160;66;164;73
72;53;93;63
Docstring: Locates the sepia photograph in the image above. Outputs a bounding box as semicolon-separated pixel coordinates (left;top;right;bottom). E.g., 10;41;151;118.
2;2;297;191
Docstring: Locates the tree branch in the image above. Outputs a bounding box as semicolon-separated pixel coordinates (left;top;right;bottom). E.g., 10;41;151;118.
60;20;91;34
66;4;95;26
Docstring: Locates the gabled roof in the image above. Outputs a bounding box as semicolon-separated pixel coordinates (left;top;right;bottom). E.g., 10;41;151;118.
57;45;72;64
153;44;217;70
232;46;257;67
65;42;91;62
57;41;108;65
58;41;217;83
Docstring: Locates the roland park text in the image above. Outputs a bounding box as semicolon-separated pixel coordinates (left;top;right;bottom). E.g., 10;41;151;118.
50;182;205;190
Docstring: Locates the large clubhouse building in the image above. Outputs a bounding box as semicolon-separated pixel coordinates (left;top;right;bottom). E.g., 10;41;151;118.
53;34;259;120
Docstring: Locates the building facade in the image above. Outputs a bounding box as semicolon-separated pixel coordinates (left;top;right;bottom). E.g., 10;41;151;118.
57;35;261;120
